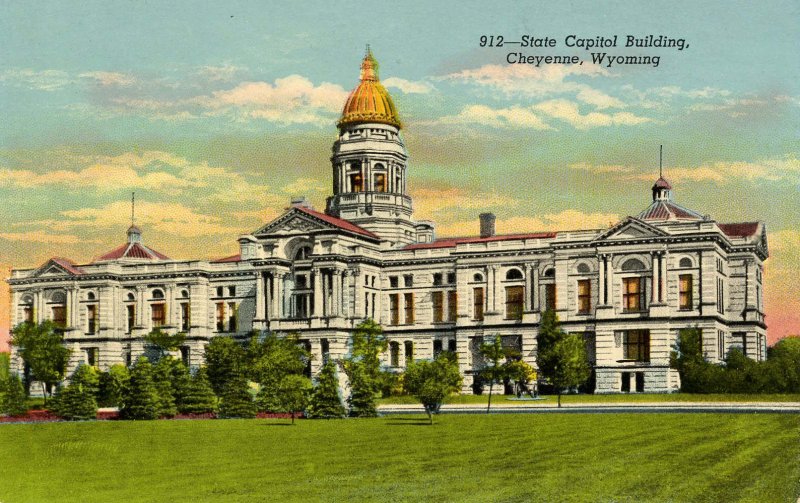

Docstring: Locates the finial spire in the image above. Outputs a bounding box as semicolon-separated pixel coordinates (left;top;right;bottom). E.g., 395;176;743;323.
659;145;663;178
131;192;135;226
365;43;371;56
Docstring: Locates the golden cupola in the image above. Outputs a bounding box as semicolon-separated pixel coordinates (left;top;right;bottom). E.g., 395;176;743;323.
338;48;401;129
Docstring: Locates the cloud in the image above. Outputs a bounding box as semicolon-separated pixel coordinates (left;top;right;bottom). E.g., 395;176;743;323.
196;64;244;82
79;71;136;87
0;231;89;244
534;99;651;129
433;209;620;237
0;68;72;91
433;104;552;130
202;75;348;124
411;186;518;218
383;77;435;94
58;201;244;238
281;178;327;196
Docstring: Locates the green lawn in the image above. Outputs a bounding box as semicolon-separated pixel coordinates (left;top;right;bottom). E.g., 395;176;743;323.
378;393;800;405
0;414;798;502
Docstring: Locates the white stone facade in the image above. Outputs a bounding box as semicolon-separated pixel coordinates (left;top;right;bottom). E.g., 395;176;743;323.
8;54;769;394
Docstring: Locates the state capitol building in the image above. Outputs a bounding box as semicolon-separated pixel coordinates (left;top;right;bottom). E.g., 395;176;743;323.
8;51;769;394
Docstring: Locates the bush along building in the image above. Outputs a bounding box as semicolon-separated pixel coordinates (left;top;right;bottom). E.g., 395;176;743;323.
8;50;769;394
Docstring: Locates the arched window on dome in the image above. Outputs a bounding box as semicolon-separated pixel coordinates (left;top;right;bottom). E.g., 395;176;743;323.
374;172;386;192
348;162;363;192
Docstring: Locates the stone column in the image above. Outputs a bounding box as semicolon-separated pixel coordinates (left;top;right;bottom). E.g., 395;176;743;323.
524;264;533;311
488;265;498;313
606;254;614;308
272;272;284;319
651;252;659;304
332;269;342;317
660;250;668;303
312;267;323;317
136;286;146;327
351;268;362;319
598;255;606;305
255;272;265;321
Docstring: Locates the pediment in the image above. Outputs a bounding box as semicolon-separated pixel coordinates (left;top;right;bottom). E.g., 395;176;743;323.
592;217;668;243
254;211;334;237
33;260;81;277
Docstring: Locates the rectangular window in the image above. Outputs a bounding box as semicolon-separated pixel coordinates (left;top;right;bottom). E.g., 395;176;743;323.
23;306;33;323
432;291;444;322
448;290;457;322
404;341;414;365
622;277;644;312
447;272;456;284
151;303;166;328
404;274;413;287
180;346;190;367
216;302;225;332
227;302;237;332
390;342;399;367
621;372;631;392
679;274;693;310
389;294;399;325
717;278;724;314
52;306;66;328
87;305;98;334
448;339;457;353
216;286;224;297
635;372;645;392
350;173;363;192
623;330;650;361
228;286;236;297
545;284;556;311
505;285;524;320
433;273;443;286
577;279;591;314
718;330;725;359
389;276;398;288
180;303;191;331
473;287;484;321
433;339;443;358
404;292;414;324
86;347;98;368
371;293;376;319
126;305;135;334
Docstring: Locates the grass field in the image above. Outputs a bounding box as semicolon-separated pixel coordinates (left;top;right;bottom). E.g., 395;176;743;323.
0;414;798;502
378;393;800;405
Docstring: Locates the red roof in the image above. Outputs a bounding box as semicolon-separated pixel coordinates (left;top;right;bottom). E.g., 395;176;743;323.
295;207;379;239
719;222;760;238
49;257;84;275
211;254;241;263
653;177;672;190
96;242;170;261
404;232;557;250
638;201;703;221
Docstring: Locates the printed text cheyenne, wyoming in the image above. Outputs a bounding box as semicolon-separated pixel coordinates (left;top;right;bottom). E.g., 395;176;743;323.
480;35;689;67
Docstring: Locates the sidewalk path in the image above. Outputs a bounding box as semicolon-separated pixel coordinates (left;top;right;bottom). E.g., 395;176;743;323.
378;401;800;414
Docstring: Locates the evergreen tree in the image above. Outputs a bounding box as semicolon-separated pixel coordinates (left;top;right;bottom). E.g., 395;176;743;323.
152;358;177;418
1;374;27;417
204;336;247;396
121;357;159;420
343;319;387;417
218;372;256;419
97;364;129;408
307;360;346;419
274;374;312;424
178;367;217;415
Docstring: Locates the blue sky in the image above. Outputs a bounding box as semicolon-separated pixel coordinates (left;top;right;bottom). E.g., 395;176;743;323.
0;0;798;339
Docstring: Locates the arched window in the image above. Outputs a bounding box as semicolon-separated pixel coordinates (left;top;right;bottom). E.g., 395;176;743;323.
577;263;591;274
621;258;646;272
373;164;386;192
506;268;524;281
51;291;66;304
389;341;400;367
473;273;484;282
180;289;190;298
151;289;165;300
679;257;693;268
294;246;312;260
127;292;136;301
543;268;555;277
404;340;414;365
349;161;362;192
86;291;96;301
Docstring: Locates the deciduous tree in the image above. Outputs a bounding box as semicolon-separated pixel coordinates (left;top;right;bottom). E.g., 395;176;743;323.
479;335;507;413
404;352;463;424
204;336;247;396
145;328;187;360
537;310;590;407
343;319;387;417
274;374;312;424
10;321;71;404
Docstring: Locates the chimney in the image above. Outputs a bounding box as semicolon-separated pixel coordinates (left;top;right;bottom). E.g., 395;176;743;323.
479;213;496;238
290;196;313;210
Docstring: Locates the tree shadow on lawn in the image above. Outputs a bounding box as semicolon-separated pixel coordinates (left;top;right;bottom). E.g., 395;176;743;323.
384;417;436;426
259;422;294;426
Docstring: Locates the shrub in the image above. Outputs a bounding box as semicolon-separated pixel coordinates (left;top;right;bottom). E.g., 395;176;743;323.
97;364;129;408
1;374;27;417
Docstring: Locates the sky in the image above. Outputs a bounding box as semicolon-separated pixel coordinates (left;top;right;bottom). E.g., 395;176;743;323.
0;0;798;347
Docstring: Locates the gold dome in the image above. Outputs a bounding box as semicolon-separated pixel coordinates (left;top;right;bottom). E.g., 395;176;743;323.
338;49;401;129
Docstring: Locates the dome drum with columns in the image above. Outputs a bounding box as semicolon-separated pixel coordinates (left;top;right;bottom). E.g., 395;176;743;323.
7;49;770;396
